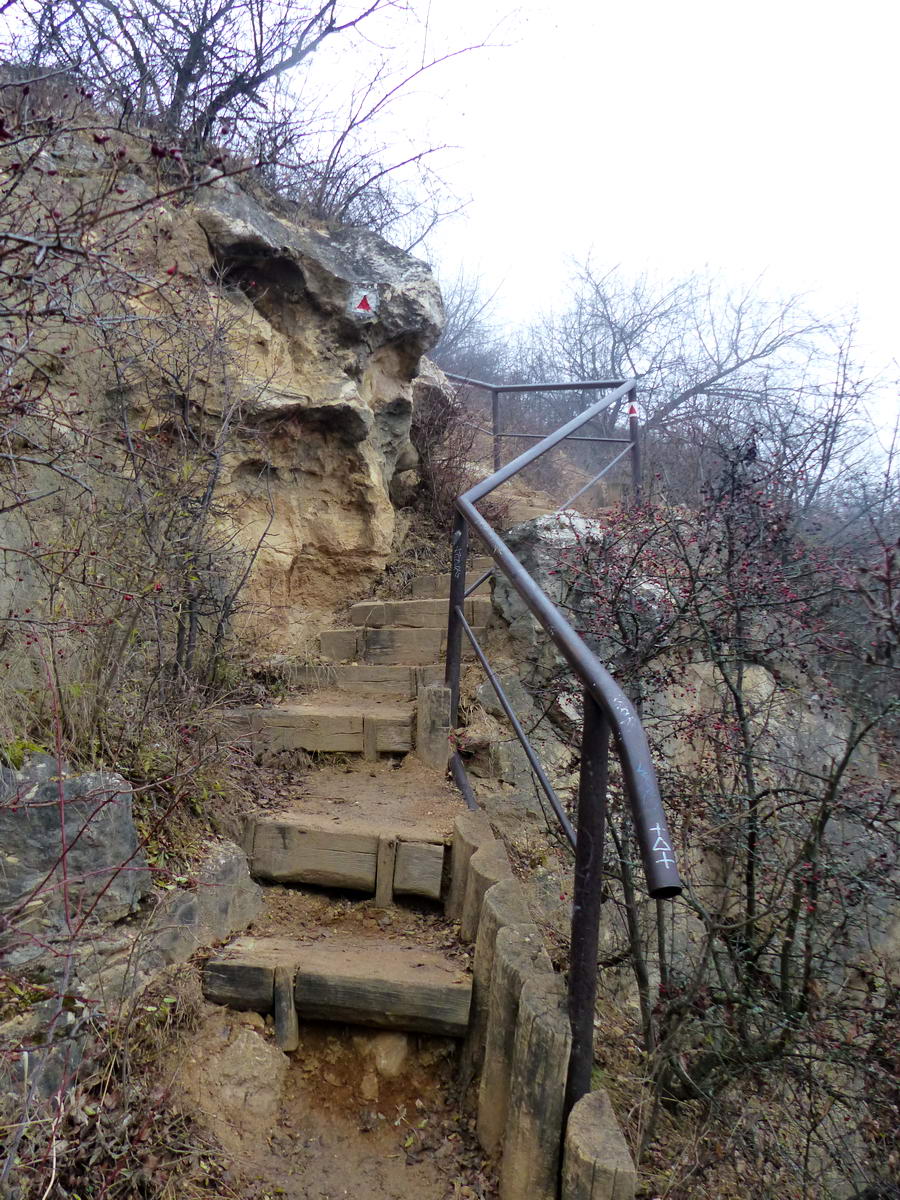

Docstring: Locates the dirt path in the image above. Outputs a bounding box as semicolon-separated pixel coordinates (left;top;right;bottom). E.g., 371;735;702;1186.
172;881;494;1199
174;1004;495;1200
246;755;463;834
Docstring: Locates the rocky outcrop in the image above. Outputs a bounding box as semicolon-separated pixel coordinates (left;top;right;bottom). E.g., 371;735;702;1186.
173;178;444;647
491;512;604;690
0;750;262;965
193;179;443;356
143;841;264;972
0;756;150;950
0;765;263;1096
15;156;444;653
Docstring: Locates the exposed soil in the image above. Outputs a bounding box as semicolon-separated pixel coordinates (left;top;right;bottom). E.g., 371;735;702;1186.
244;755;465;837
174;1003;497;1200
248;885;471;973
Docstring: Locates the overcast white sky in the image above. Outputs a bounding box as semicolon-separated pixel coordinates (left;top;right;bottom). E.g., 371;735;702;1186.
335;0;897;407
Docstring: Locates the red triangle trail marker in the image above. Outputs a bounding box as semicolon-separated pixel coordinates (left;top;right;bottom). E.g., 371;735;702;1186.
348;287;379;318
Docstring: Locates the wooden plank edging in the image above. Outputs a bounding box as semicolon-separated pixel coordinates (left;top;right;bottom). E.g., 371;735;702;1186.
446;810;636;1200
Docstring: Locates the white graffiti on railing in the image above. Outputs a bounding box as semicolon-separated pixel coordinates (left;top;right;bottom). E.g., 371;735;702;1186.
611;695;634;727
650;823;675;870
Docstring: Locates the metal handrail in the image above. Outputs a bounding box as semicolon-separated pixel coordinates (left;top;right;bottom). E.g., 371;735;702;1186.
443;374;682;1119
445;372;630;471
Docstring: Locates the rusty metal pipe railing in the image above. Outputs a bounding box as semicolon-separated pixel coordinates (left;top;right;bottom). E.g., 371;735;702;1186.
456;607;576;845
447;373;626;395
446;372;629;472
497;433;630;443
470;425;631;445
443;374;681;1123
463;567;493;599
453;492;681;898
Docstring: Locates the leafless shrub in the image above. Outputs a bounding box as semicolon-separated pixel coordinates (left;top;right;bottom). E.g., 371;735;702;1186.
411;378;506;532
527;453;900;1196
14;0;481;247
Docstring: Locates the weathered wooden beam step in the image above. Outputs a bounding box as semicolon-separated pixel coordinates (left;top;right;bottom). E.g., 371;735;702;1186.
249;812;446;899
287;663;420;699
319;626;488;667
318;628;362;663
224;697;414;755
349;597;491;629
203;933;472;1037
411;563;494;600
361;627;445;666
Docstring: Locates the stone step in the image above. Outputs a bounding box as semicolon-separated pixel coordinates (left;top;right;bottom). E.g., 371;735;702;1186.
203;932;472;1037
224;697;414;755
349;596;491;629
319;626;486;667
247;812;446;900
469;556;495;573
411;564;495;600
287;663;442;701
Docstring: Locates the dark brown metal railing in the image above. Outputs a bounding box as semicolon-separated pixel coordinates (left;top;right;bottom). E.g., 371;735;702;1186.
443;374;682;1118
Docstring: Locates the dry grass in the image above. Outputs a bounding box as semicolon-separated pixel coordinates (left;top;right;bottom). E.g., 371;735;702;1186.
0;964;239;1200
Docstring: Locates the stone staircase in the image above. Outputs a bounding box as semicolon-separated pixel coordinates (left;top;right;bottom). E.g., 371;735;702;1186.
205;555;637;1200
224;557;492;760
207;560;493;1042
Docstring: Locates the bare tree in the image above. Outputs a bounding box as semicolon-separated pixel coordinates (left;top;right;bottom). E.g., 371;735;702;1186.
20;0;389;143
252;54;473;244
15;0;485;245
516;263;861;435
428;263;513;381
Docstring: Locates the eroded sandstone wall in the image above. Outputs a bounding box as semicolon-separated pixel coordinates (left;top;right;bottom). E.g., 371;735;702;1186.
11;133;444;654
191;179;443;647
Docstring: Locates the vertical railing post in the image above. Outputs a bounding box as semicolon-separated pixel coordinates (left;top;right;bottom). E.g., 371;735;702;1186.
491;389;500;471
565;690;610;1119
444;511;469;725
628;385;642;506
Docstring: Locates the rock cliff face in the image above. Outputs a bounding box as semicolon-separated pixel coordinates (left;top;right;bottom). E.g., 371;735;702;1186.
189;179;443;646
14;135;443;652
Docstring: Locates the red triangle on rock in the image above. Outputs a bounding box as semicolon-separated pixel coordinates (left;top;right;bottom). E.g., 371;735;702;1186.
356;295;372;311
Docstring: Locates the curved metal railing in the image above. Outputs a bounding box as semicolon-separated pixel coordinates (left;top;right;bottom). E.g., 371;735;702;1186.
442;374;682;1113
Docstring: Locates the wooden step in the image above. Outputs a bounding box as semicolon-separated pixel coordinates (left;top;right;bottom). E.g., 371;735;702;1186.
248;812;446;900
319;627;485;667
286;663;435;700
469;556;494;573
203;933;472;1037
349;597;490;629
411;567;494;600
362;628;443;667
224;697;414;755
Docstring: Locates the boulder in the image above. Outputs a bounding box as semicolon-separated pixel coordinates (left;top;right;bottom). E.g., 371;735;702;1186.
0;756;150;943
0;837;263;1099
178;1010;289;1157
70;839;264;1003
143;841;264;970
492;512;607;690
192;178;443;357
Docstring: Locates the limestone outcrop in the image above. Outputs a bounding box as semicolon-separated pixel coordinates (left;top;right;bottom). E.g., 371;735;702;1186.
12;148;444;653
0;750;263;1096
0;756;150;945
187;179;444;647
